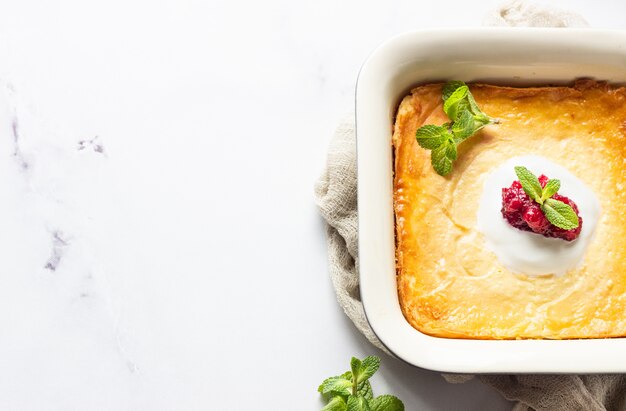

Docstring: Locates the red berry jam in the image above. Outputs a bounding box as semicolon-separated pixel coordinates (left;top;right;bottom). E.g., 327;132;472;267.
501;174;582;241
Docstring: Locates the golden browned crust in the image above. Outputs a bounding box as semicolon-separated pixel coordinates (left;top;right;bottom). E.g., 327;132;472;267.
394;80;626;339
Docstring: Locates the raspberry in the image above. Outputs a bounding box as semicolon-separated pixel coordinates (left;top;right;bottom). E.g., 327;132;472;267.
501;174;582;241
523;204;551;233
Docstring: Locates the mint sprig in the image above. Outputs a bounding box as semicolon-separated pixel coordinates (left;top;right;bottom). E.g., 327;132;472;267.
514;166;580;230
319;356;403;411
416;81;497;176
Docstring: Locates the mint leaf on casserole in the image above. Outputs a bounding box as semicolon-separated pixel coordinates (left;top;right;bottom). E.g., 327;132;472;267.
415;124;451;149
466;92;491;127
451;110;475;141
442;80;466;100
319;356;404;411
442;85;470;121
431;139;457;176
415;81;497;176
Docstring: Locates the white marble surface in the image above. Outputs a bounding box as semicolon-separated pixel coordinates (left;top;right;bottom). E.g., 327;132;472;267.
0;1;623;410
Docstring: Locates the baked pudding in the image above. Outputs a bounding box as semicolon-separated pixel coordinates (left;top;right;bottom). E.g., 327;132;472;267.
393;80;626;339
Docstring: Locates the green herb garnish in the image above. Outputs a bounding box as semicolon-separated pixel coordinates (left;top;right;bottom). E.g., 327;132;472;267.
318;356;404;411
514;166;580;230
415;81;496;176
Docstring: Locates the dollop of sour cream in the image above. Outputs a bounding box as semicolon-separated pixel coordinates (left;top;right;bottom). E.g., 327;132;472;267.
476;155;601;277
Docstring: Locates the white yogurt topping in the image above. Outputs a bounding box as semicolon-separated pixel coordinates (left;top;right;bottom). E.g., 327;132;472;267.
476;155;601;277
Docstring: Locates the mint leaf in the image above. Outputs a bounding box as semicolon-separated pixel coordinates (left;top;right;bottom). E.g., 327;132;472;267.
443;80;494;127
466;92;489;119
350;357;362;383
472;116;491;133
514;166;543;203
465;88;495;131
323;396;348;411
370;395;405;411
444;140;458;160
541;179;561;202
357;380;373;401
431;139;457;176
415;124;449;149
443;85;469;121
357;356;380;383
451;109;474;141
442;80;466;101
319;376;353;397
347;395;371;411
541;198;580;230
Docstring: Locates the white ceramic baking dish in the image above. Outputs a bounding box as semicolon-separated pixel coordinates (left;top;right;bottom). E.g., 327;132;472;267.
356;28;626;373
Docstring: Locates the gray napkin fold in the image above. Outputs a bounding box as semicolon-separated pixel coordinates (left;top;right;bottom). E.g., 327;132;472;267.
315;2;626;410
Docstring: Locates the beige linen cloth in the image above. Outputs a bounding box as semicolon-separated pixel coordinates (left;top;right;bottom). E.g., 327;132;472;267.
314;2;626;410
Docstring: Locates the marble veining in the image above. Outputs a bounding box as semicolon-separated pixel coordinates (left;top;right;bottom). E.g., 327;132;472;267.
78;135;106;155
10;109;29;171
43;229;69;271
0;81;143;409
